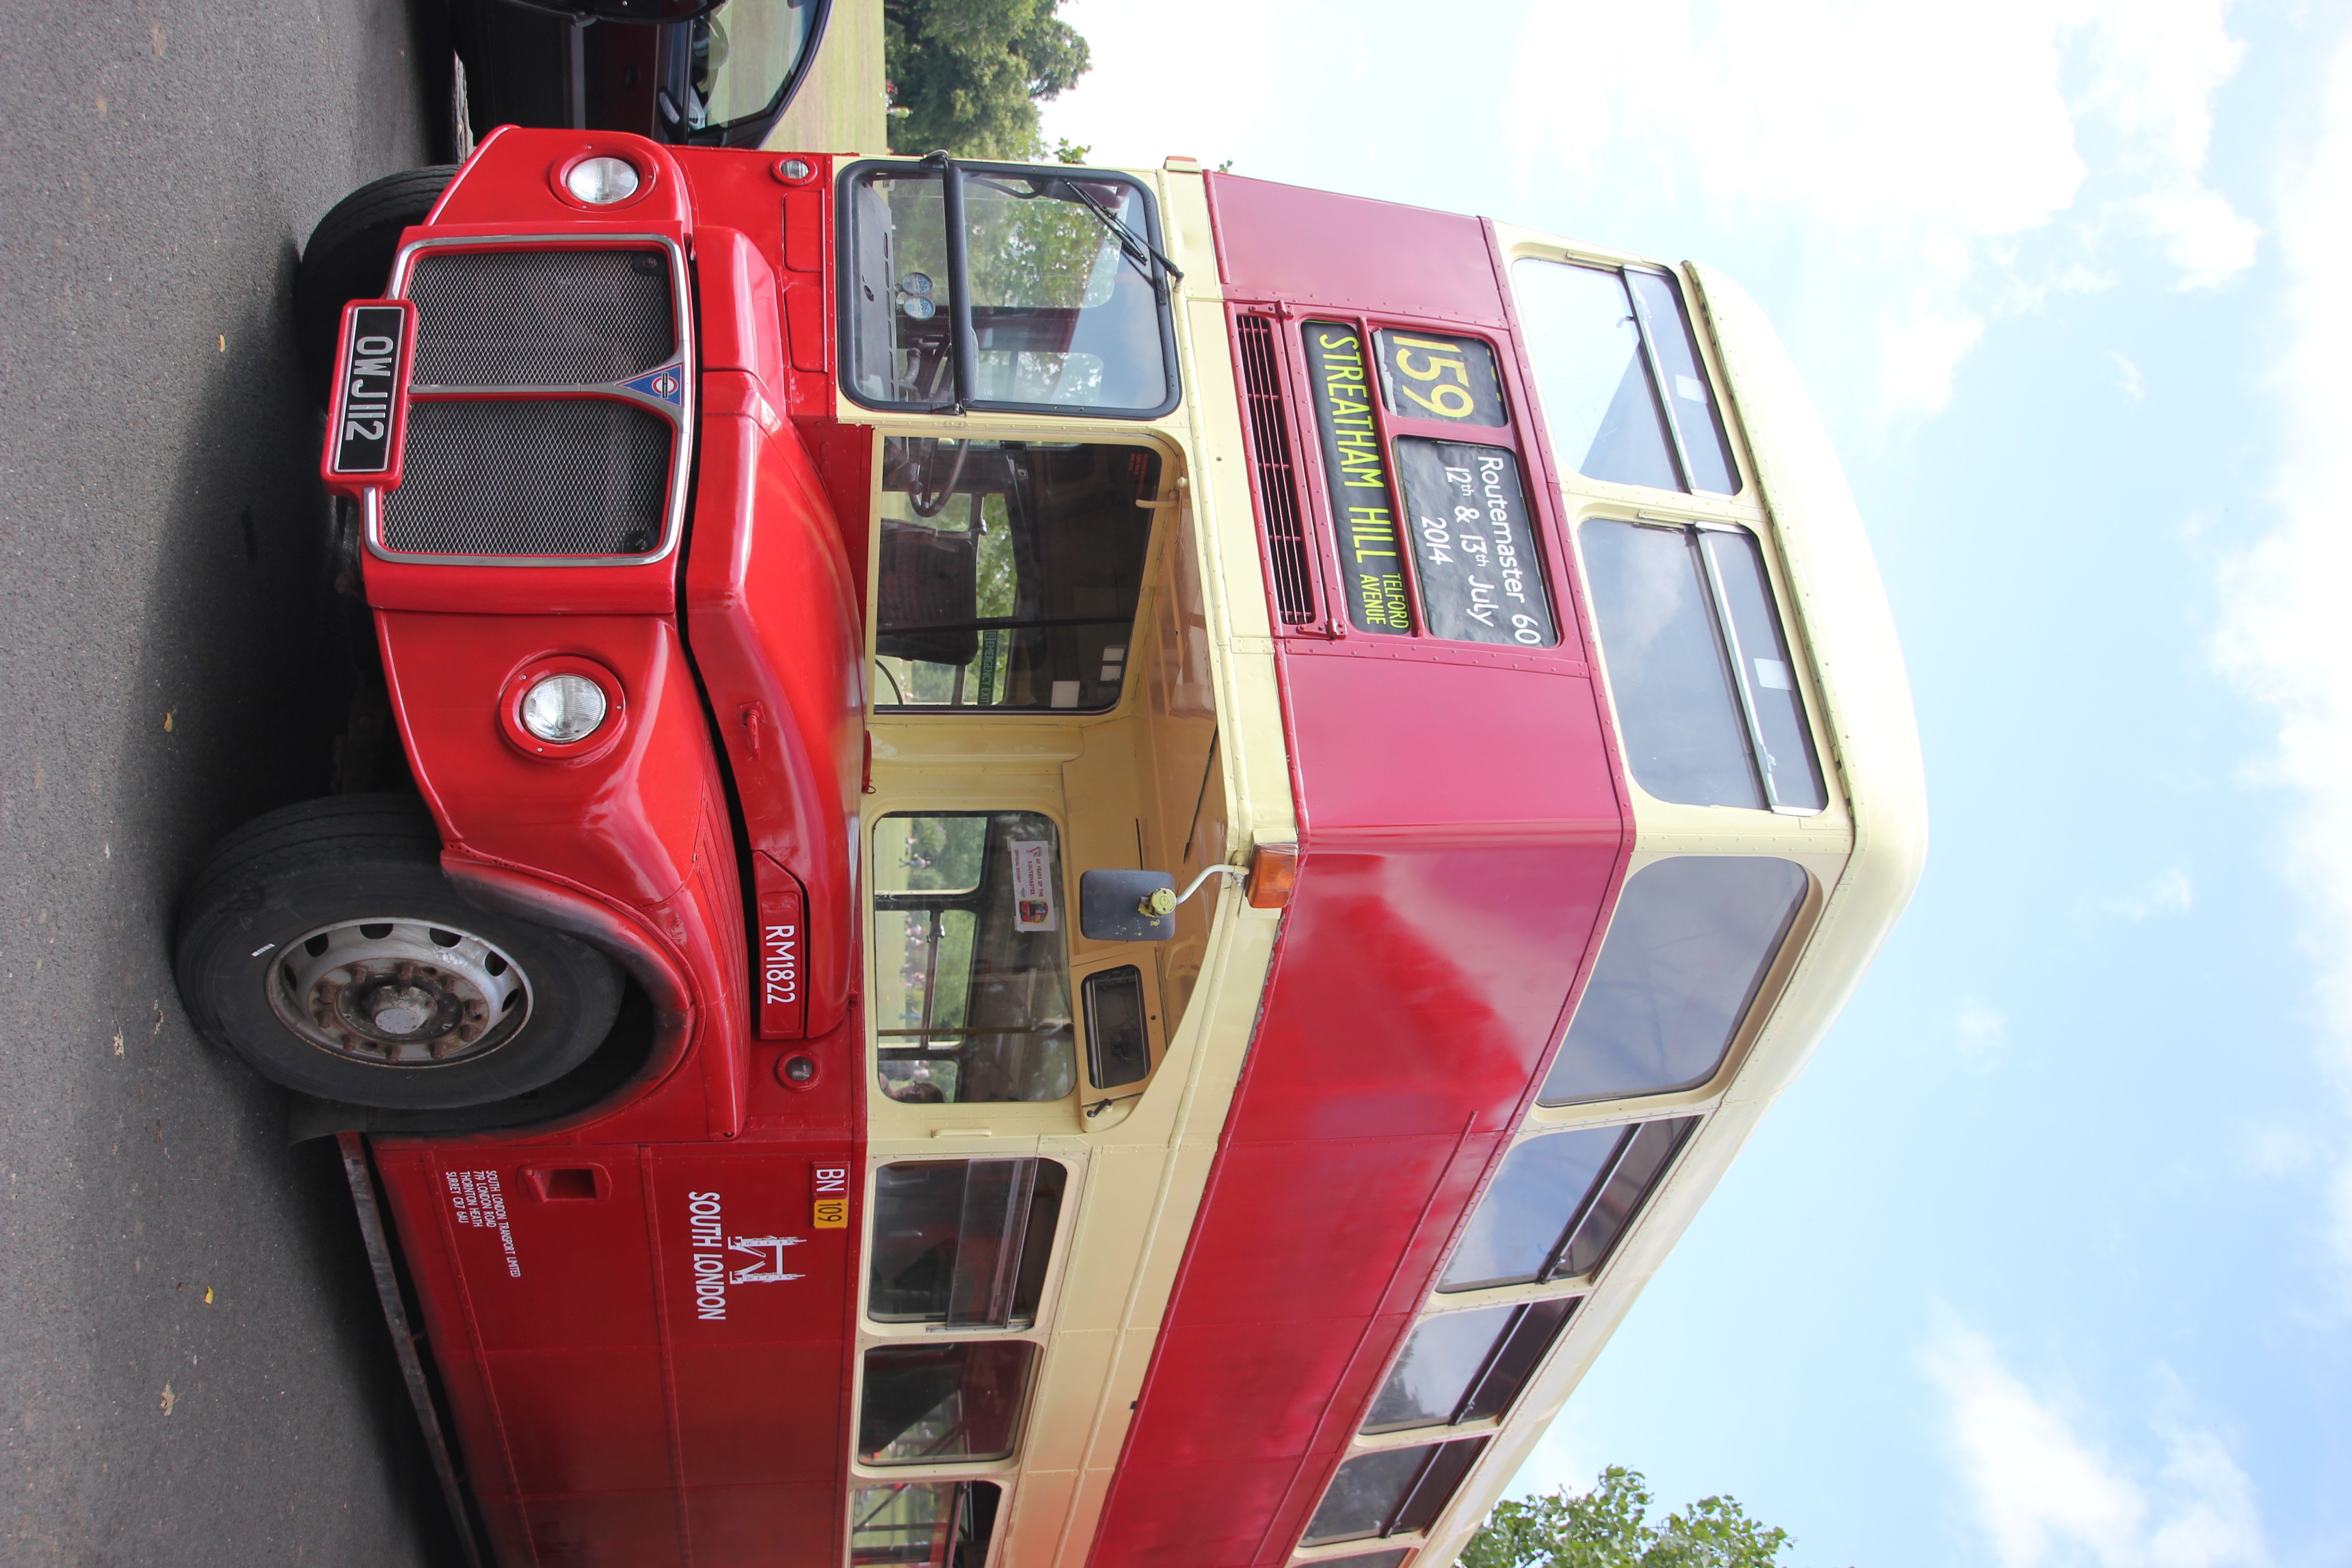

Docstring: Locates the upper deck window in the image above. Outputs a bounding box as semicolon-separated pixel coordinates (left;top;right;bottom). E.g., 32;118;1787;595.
873;441;1158;713
872;811;1074;1103
1579;520;1827;814
1362;1296;1576;1434
1510;260;1739;496
1301;1438;1490;1546
1438;1118;1697;1292
1540;857;1809;1105
842;160;1180;417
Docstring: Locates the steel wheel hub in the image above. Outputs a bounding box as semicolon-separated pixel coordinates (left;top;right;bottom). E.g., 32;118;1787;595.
268;918;531;1068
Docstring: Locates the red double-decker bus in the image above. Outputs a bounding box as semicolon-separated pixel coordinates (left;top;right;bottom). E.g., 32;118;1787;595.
175;126;1924;1568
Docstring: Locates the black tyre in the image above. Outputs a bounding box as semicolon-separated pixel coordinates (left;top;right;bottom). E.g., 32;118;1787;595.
175;796;623;1110
292;167;455;408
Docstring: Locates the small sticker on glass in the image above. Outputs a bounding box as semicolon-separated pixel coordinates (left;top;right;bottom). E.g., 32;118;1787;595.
1009;839;1058;931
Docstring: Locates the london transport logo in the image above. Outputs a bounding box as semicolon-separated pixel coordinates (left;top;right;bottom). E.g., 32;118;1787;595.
686;1190;806;1321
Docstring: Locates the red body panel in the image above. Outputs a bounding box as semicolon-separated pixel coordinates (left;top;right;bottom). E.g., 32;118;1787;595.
1084;177;1636;1566
374;1136;860;1567
362;132;870;1566
684;369;865;1040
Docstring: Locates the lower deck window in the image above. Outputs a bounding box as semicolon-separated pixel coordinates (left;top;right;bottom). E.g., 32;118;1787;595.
850;1481;1000;1566
858;1341;1037;1465
1302;1438;1488;1546
873;812;1073;1103
868;1159;1066;1328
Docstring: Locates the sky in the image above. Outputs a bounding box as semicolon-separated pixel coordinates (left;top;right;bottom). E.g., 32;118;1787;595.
1040;4;2352;1565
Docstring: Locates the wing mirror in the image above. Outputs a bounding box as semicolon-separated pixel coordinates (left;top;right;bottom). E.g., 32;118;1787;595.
1080;870;1179;941
1080;864;1252;941
1080;847;1297;941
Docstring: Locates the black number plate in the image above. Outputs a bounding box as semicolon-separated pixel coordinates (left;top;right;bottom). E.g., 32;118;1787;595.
328;303;411;477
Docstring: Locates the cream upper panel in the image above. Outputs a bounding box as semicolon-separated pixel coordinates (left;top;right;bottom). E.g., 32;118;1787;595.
1337;236;1927;1568
1493;222;1923;1009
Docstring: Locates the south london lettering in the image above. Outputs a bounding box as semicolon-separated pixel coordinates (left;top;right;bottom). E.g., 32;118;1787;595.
688;1190;808;1322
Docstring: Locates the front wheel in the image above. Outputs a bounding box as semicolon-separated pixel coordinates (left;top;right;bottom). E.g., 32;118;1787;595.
292;167;455;408
174;797;622;1109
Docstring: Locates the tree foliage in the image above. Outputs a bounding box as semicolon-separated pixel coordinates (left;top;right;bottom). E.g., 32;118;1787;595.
884;0;1090;158
1461;1468;1793;1568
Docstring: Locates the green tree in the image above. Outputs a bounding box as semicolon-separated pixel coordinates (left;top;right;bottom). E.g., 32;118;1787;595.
884;0;1090;158
1461;1468;1793;1568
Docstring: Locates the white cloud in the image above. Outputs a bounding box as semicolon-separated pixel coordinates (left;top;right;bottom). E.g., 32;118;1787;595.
1503;0;2254;411
1957;1002;2009;1064
2209;21;2352;1271
2106;869;2194;920
2241;1124;2319;1179
1926;1321;2269;1568
2113;350;2146;399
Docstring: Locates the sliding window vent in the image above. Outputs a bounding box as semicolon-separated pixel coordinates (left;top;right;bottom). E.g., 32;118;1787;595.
1235;315;1318;626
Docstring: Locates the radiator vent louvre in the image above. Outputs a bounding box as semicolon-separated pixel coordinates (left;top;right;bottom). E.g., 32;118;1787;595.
381;399;672;557
1235;315;1318;627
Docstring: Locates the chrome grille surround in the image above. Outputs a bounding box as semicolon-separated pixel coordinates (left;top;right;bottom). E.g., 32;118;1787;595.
405;248;676;389
364;233;695;567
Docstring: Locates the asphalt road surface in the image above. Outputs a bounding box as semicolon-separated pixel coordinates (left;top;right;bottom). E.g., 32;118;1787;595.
0;3;465;1561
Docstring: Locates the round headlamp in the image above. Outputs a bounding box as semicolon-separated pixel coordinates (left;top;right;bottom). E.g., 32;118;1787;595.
520;673;609;744
564;156;641;206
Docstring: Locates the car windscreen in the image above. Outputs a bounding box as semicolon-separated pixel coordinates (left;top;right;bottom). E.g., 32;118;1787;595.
693;0;823;130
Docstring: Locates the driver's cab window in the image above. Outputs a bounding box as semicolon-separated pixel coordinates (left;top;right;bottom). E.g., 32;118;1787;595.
873;811;1074;1104
875;440;1159;713
841;160;1180;417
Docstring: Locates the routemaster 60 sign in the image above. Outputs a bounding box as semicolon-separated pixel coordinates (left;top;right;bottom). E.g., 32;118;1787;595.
1394;438;1557;647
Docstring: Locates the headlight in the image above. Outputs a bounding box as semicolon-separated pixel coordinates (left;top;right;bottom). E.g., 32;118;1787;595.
520;673;609;744
564;156;641;206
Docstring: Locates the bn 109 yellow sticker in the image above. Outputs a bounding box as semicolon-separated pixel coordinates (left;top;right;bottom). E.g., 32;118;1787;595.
813;1163;850;1229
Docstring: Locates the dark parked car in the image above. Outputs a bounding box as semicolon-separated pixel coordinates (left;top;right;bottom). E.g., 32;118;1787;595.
449;0;832;152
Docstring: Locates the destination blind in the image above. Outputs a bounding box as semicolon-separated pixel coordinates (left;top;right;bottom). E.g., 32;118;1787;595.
1302;322;1412;635
1392;439;1557;647
1374;328;1508;428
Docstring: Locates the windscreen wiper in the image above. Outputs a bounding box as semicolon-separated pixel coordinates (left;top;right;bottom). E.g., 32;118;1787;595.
965;167;1185;296
1062;178;1184;296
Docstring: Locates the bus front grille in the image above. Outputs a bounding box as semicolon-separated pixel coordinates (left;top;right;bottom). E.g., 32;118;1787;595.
374;239;691;563
1235;315;1318;626
381;398;672;557
406;249;676;389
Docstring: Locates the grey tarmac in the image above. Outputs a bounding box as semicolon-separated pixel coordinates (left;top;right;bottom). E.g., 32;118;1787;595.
0;1;461;1561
